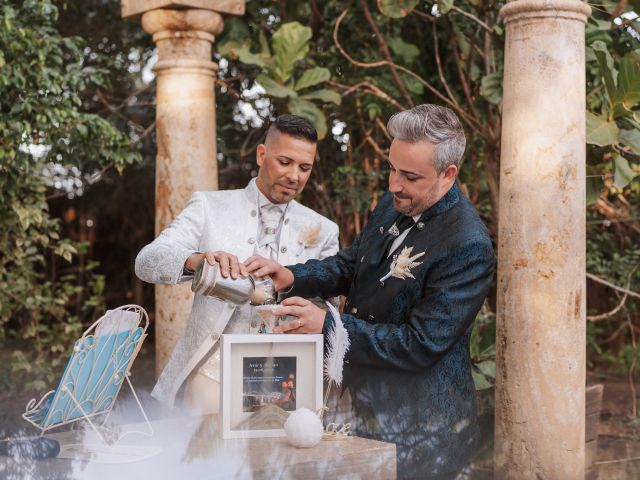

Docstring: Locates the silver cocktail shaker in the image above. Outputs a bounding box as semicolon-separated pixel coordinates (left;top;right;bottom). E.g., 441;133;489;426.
191;260;276;305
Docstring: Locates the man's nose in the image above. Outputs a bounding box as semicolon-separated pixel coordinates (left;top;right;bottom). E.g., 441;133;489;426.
284;165;299;183
389;172;402;193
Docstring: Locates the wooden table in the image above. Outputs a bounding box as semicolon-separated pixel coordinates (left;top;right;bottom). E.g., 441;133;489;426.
1;415;396;479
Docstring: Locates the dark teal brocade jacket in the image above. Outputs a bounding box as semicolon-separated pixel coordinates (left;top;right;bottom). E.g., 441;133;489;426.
287;183;495;479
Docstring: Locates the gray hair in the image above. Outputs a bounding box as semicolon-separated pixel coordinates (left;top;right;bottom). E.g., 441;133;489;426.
387;104;466;173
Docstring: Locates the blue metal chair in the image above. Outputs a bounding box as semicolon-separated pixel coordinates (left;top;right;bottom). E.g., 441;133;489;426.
22;305;153;444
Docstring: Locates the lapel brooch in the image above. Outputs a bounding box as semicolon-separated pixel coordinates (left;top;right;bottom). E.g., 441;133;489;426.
379;246;425;282
388;222;401;237
298;223;322;249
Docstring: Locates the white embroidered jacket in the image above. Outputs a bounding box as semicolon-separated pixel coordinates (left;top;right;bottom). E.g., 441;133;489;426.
135;180;339;406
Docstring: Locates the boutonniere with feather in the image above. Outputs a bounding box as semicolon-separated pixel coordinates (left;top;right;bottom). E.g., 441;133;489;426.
379;246;425;282
298;223;322;249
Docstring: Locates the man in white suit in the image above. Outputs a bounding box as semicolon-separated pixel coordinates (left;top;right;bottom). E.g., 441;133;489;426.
135;115;339;413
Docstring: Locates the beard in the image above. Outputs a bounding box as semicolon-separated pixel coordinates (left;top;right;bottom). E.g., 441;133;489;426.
392;195;417;216
392;186;441;217
273;182;298;202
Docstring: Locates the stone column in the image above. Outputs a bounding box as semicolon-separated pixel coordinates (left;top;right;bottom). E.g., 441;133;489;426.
494;1;591;478
121;1;244;375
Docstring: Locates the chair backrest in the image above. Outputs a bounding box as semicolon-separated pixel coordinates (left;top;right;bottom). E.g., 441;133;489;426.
33;305;148;430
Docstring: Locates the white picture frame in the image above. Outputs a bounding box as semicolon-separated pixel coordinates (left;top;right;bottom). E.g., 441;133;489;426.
220;334;323;439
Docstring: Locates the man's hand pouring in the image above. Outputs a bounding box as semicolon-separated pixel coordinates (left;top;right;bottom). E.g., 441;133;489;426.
244;255;325;334
244;255;294;292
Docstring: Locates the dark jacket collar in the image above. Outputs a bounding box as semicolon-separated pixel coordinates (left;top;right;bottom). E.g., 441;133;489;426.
416;181;461;224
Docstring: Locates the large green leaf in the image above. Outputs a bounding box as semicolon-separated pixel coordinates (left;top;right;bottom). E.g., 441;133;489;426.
388;37;420;64
586;111;619;146
591;41;618;109
272;22;311;83
256;74;296;98
452;23;470;57
472;368;493;390
377;0;419;18
402;74;424;95
300;89;342;105
438;0;455;14
618;51;640;110
289;97;327;139
477;359;496;379
367;102;382;120
294;67;330;91
480;73;502;105
613;153;637;188
236;46;268;67
216;38;245;57
586;17;613;46
620;128;640;156
217;39;268;68
217;18;268;66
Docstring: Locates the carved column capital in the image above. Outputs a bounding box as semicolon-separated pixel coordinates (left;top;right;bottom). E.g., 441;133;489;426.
141;8;224;40
139;9;223;69
500;0;591;24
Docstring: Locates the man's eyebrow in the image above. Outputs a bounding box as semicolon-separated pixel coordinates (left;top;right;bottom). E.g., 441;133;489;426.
387;160;423;177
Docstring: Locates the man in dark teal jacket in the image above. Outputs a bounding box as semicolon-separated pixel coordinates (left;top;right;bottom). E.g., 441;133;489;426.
246;104;495;479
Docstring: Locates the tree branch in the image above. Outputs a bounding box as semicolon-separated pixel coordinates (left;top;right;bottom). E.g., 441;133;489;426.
452;37;475;112
375;117;392;142
432;20;462;112
587;263;640;321
327;79;405;111
333;9;482;131
365;135;390;161
359;0;415;107
451;6;493;33
95;84;154;116
587;268;640;301
411;9;435;22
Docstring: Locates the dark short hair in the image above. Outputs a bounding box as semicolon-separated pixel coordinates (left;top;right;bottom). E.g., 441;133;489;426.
265;114;318;144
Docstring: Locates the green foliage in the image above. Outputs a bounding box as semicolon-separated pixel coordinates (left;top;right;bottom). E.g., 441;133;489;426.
0;0;138;380
437;0;455;15
586;229;640;372
332;165;385;215
479;73;503;105
218;21;340;138
586;32;640;192
587;110;621;147
377;0;420;18
1;0;638;390
470;306;496;390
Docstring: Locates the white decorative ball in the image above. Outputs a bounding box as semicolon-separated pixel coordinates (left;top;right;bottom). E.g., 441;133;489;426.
284;408;323;448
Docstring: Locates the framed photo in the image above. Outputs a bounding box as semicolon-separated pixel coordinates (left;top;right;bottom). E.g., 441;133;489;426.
220;334;323;439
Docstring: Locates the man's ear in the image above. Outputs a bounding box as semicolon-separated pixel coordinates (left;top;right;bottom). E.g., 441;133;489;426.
256;144;266;167
441;164;458;182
